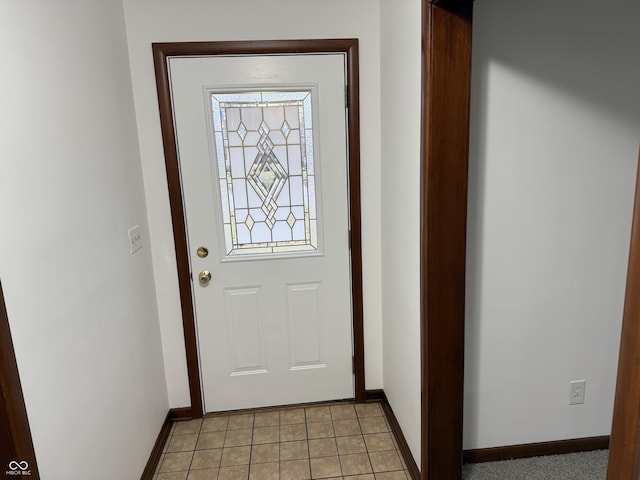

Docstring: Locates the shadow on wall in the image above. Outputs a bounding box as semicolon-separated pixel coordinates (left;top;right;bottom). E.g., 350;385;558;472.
465;0;640;449
473;1;639;124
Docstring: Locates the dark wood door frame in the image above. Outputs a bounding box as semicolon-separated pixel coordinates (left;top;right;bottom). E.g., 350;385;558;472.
420;1;639;479
0;280;39;477
420;0;473;478
607;151;640;479
152;39;365;417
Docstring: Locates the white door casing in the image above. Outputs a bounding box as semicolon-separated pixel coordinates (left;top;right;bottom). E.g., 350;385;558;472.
168;54;354;412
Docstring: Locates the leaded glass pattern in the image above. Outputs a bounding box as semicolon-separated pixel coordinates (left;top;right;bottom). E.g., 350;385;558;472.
211;91;318;256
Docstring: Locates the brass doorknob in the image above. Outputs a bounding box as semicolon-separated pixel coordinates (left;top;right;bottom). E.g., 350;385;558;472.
198;270;212;286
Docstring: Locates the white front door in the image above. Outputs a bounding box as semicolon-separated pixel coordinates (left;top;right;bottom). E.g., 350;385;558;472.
168;53;354;412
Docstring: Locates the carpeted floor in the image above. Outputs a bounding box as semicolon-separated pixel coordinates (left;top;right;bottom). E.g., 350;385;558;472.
462;450;608;480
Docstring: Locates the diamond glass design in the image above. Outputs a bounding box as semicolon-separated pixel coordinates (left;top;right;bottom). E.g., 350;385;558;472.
281;121;291;138
287;212;296;228
211;90;318;256
237;122;247;140
245;214;255;231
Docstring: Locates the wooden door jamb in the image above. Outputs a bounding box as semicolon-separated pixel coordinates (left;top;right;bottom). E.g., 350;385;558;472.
421;1;474;478
0;280;39;476
607;151;640;479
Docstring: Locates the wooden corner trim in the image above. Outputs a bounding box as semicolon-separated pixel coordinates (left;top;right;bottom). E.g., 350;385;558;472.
607;150;640;479
463;436;610;464
421;1;473;478
0;280;39;477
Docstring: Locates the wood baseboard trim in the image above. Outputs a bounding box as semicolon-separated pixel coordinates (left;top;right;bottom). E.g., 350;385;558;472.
170;406;193;421
463;435;610;464
140;411;173;480
364;389;385;402
141;407;193;479
375;391;421;480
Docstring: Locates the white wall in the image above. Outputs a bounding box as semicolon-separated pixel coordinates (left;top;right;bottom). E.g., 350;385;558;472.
465;0;640;449
380;0;422;466
0;1;168;478
123;0;384;407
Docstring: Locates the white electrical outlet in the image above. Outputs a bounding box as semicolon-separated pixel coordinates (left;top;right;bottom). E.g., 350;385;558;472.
128;225;143;254
569;380;586;405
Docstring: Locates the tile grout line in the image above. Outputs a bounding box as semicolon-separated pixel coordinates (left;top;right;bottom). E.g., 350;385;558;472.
304;407;313;480
184;419;202;475
247;414;255;480
154;400;410;479
358;407;376;478
330;406;346;479
303;407;312;480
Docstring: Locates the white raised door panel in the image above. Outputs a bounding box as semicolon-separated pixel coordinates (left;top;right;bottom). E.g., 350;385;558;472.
287;282;323;370
168;54;353;412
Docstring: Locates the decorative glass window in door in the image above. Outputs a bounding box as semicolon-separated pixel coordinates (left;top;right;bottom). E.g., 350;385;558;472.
211;91;318;256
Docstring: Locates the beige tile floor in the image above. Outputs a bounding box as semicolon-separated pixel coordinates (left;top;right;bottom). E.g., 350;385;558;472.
154;401;411;480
